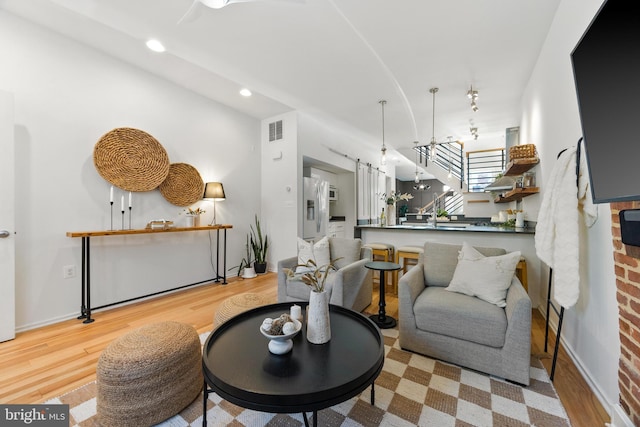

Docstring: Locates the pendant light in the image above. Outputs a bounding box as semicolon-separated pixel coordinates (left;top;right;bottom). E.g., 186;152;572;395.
467;85;479;112
414;140;420;183
429;88;439;160
379;100;387;165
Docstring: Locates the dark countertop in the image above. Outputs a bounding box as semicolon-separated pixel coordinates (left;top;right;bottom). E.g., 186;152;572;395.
356;223;535;235
329;216;346;222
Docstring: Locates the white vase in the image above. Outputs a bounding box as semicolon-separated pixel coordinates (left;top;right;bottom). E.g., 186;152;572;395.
307;290;331;344
242;266;257;279
387;204;394;226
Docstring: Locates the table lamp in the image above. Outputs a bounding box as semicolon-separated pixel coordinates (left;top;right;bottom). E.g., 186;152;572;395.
203;182;225;225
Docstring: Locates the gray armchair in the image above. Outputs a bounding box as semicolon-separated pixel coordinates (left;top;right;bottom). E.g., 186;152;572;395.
277;237;373;312
398;241;532;385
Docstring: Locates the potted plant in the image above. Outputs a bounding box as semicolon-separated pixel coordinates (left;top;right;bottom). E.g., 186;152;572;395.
181;206;206;227
250;214;269;274
436;209;449;221
229;235;256;278
379;191;413;225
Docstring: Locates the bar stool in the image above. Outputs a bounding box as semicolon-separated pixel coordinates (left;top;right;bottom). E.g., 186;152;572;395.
515;256;528;292
363;242;395;293
394;245;424;293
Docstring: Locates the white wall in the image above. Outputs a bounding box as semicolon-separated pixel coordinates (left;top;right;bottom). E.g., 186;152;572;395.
297;111;394;226
0;12;262;330
260;111;298;271
520;0;619;415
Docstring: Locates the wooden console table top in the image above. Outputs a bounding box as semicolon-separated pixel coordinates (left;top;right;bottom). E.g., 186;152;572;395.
67;224;232;238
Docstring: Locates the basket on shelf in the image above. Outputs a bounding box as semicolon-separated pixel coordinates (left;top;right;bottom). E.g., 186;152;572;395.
509;144;538;160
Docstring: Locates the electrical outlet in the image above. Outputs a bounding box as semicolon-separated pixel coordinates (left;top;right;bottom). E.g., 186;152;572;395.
63;265;76;279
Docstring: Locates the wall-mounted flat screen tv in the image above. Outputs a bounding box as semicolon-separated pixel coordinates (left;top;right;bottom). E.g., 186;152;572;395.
571;0;640;203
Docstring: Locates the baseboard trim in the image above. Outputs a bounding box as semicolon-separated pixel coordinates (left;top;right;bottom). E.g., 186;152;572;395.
610;403;634;427
538;307;614;420
16;311;79;333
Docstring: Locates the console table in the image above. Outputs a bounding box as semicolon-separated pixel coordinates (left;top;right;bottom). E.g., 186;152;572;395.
66;225;232;323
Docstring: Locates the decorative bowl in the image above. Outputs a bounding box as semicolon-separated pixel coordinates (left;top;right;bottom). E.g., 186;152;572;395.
260;318;302;355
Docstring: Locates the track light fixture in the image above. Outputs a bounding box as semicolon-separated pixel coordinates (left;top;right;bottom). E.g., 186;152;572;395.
379;100;387;165
470;127;479;140
429;88;439;161
467;85;479;112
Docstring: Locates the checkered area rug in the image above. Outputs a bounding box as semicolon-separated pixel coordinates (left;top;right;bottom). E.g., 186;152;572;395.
45;328;571;426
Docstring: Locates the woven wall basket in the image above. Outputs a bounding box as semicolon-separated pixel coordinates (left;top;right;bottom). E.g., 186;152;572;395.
159;163;205;207
93;128;170;192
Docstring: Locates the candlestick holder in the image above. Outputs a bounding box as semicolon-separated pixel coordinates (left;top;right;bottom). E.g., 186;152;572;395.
121;210;125;230
110;201;114;230
128;206;132;230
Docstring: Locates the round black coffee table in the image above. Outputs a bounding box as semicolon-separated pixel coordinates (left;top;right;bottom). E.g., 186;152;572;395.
201;302;384;427
365;261;402;329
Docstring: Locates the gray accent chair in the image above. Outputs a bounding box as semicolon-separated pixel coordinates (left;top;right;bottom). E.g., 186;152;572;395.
398;241;532;385
277;237;373;312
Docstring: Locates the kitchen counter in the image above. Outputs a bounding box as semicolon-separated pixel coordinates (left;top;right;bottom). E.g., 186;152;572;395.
356;223;535;235
355;222;542;308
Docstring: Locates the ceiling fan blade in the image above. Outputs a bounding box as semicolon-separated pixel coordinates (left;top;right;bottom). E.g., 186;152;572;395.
199;0;232;9
177;0;204;24
200;0;304;9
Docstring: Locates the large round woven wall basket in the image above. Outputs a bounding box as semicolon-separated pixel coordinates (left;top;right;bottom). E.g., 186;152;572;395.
159;163;205;207
93;128;170;192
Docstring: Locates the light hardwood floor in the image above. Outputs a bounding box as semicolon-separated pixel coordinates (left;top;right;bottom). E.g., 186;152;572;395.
0;273;610;426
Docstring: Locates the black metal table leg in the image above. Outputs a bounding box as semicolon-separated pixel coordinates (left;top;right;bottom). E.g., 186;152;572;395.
214;229;221;282
202;380;208;427
82;236;94;324
78;237;87;320
371;383;375;405
223;229;227;284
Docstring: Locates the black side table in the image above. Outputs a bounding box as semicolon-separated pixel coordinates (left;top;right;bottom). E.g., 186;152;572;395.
365;261;401;329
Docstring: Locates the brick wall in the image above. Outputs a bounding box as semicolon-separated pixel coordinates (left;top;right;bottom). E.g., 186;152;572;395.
611;201;640;425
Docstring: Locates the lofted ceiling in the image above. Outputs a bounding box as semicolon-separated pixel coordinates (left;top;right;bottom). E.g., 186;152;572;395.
1;0;561;180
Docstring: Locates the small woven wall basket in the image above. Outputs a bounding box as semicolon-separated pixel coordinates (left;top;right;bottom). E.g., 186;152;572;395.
159;163;205;207
93;128;170;192
509;143;538;160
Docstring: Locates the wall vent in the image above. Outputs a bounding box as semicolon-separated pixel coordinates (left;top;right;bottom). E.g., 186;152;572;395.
269;120;283;142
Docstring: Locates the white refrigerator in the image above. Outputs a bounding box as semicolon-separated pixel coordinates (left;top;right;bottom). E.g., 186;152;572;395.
303;177;329;241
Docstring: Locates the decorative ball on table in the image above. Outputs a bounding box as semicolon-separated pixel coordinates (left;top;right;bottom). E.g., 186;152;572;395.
260;313;302;355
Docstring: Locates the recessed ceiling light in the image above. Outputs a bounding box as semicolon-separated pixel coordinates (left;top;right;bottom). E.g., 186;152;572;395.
239;88;252;97
146;39;166;53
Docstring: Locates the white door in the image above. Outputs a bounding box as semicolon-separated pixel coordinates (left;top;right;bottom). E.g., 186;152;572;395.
0;91;15;342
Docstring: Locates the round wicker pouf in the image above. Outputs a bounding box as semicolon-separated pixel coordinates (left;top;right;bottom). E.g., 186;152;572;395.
214;293;272;327
96;321;202;427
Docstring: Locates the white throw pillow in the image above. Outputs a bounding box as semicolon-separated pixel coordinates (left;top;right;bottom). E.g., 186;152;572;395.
446;242;521;307
296;236;331;273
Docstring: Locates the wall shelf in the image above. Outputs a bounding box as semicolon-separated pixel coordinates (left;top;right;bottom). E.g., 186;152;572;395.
503;158;539;176
494;187;539;203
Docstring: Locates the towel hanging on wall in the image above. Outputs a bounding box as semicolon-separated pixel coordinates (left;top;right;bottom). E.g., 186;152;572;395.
535;139;597;308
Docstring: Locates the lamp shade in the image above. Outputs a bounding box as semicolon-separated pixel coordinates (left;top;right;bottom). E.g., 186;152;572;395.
203;182;225;200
